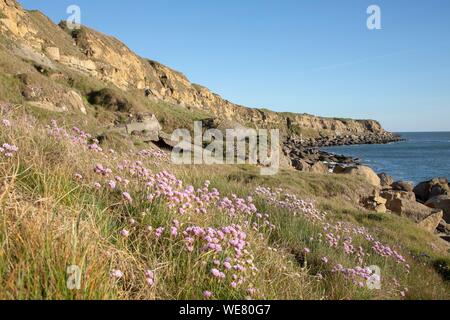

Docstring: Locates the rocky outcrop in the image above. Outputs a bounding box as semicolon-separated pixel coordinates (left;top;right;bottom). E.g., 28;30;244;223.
335;165;381;187
373;177;450;237
309;162;329;174
414;178;449;203
283;142;358;172
381;189;416;204
362;191;387;213
418;211;444;234
426;196;450;224
392;181;414;193
295;132;402;148
112;113;162;142
125;114;161;141
378;173;394;188
387;198;441;223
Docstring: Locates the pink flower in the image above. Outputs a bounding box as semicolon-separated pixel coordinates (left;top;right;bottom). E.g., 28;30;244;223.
2;119;11;127
74;173;83;180
145;270;154;279
145;270;155;286
146;277;154;286
321;257;329;264
171;227;178;237
108;180;116;189
94;182;102;189
211;268;221;278
120;229;130;237
203;291;213;299
110;269;123;279
122;192;133;203
247;288;257;296
303;247;311;254
155;227;164;238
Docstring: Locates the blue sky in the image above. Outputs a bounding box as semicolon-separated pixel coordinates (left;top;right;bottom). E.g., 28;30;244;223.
20;0;450;132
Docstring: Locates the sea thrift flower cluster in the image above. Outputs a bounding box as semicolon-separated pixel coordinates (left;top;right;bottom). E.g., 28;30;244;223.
88;159;274;235
137;148;169;161
255;187;326;222
47;120;104;153
0;143;18;157
48;122;411;298
2;119;11;127
122;192;133;204
110;269;123;279
94;163;112;176
331;264;374;287
177;224;259;295
372;241;406;263
120;229;130;237
145;270;155;286
255;185;409;288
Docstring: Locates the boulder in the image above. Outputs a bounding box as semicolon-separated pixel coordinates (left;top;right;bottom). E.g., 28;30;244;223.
426;195;450;223
362;194;387;213
125;114;162;142
291;159;311;172
418;210;443;233
414;177;449;202
310;161;329;174
380;190;416;207
392;181;414;192
378;173;393;187
387;198;439;223
338;165;380;186
333;164;347;174
430;184;450;199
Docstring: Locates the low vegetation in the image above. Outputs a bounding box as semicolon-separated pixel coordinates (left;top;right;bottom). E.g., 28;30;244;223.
0;106;448;300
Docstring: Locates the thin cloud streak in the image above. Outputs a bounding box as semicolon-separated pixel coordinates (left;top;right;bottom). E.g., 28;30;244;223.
315;51;411;71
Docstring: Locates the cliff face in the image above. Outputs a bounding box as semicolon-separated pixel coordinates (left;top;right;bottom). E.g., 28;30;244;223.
0;0;395;141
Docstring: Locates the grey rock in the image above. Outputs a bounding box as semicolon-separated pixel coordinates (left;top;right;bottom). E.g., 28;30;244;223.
378;173;394;187
392;181;414;192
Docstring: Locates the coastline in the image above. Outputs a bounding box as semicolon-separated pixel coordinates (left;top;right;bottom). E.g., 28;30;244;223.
283;132;403;172
283;132;450;243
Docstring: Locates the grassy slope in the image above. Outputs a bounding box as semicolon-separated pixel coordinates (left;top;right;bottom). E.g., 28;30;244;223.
0;106;449;300
0;33;448;299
